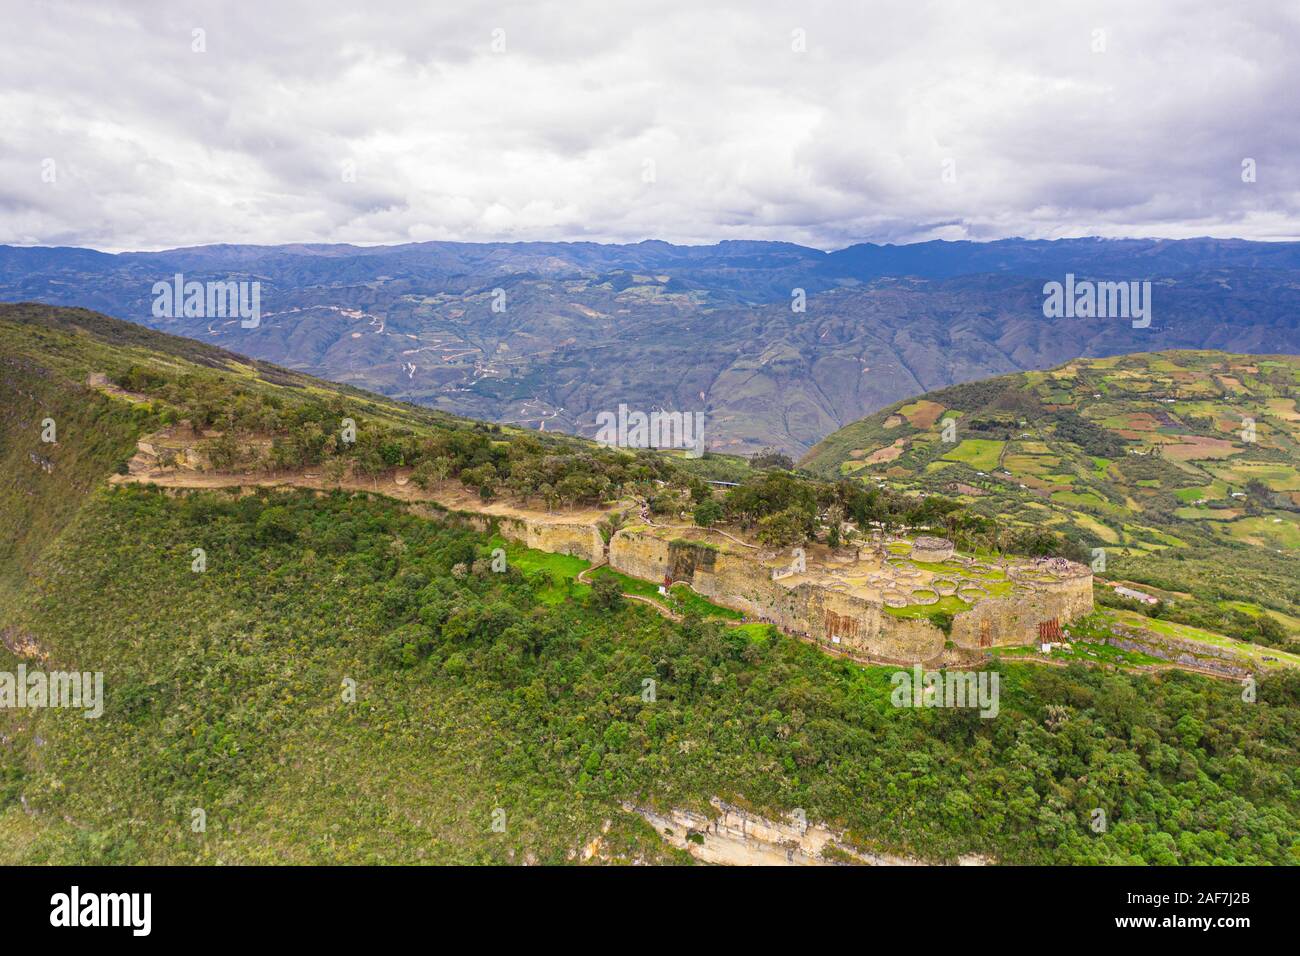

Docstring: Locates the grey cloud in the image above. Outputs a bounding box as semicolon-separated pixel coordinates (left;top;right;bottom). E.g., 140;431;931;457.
1;0;1298;251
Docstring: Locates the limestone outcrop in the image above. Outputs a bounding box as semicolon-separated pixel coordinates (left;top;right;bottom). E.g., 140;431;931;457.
627;798;989;866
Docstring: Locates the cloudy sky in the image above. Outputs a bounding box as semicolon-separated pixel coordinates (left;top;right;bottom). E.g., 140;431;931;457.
3;0;1298;251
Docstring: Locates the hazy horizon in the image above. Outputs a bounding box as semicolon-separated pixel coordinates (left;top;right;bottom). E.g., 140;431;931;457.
6;233;1300;258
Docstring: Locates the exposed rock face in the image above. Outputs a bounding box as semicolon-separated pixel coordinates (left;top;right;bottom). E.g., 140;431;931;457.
1105;625;1253;678
0;626;48;663
627;798;989;866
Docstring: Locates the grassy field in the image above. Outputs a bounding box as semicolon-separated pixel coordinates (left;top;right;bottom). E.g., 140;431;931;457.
1101;608;1300;671
668;583;744;620
491;535;590;604
940;439;1004;471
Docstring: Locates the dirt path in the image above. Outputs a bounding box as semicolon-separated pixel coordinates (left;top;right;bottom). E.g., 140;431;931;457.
113;463;619;528
87;372;151;404
578;561;686;622
624;594;684;623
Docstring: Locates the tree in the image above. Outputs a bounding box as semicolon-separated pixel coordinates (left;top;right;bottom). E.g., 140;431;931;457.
598;510;627;545
320;456;348;487
255;506;296;543
694;498;723;528
825;503;844;547
757;507;813;548
460;463;498;499
411;456;451;490
751;447;794;470
591;575;624;610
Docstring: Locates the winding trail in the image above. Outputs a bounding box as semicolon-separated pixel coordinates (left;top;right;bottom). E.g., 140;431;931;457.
578;558;750;627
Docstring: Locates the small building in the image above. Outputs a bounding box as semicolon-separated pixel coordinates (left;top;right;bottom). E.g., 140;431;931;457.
1112;584;1158;605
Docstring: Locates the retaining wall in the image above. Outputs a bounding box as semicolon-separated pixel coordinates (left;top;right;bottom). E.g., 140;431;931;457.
609;529;1092;663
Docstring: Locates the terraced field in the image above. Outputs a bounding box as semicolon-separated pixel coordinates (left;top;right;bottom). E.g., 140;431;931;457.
803;351;1300;652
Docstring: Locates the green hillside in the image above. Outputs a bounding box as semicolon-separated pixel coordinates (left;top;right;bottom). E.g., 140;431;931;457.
803;352;1300;647
3;306;1299;865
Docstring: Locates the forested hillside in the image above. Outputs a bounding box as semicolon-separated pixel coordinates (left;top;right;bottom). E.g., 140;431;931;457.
2;304;1298;865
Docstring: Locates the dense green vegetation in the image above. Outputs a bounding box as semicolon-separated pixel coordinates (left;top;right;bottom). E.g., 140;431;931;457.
114;357;692;507
0;341;150;597
4;305;1298;867
3;485;1297;865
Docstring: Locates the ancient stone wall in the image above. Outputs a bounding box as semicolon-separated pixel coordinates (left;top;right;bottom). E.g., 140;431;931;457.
495;516;605;564
948;573;1093;649
609;529;675;581
609;529;1092;663
609;530;949;663
911;536;955;562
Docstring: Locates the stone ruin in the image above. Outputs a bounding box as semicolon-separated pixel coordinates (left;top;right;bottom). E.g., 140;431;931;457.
910;535;955;562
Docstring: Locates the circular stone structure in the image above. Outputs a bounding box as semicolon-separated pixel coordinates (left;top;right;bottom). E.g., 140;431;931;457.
911;536;955;562
881;590;910;608
908;587;940;606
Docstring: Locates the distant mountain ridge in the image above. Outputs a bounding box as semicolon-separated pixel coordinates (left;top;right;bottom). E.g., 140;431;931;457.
4;237;1300;454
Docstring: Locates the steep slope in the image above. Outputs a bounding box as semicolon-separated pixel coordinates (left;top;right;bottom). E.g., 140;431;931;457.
0;302;526;589
3;306;1299;866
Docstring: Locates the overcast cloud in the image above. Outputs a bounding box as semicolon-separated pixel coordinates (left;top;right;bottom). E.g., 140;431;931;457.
3;0;1299;251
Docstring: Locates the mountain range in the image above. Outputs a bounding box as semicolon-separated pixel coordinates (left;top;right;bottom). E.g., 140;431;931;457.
4;237;1300;455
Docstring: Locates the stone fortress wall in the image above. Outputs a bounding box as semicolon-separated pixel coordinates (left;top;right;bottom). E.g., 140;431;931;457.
494;515;606;564
948;563;1093;651
609;529;1092;665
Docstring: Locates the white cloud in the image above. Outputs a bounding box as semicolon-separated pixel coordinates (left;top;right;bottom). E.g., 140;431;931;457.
2;0;1298;250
